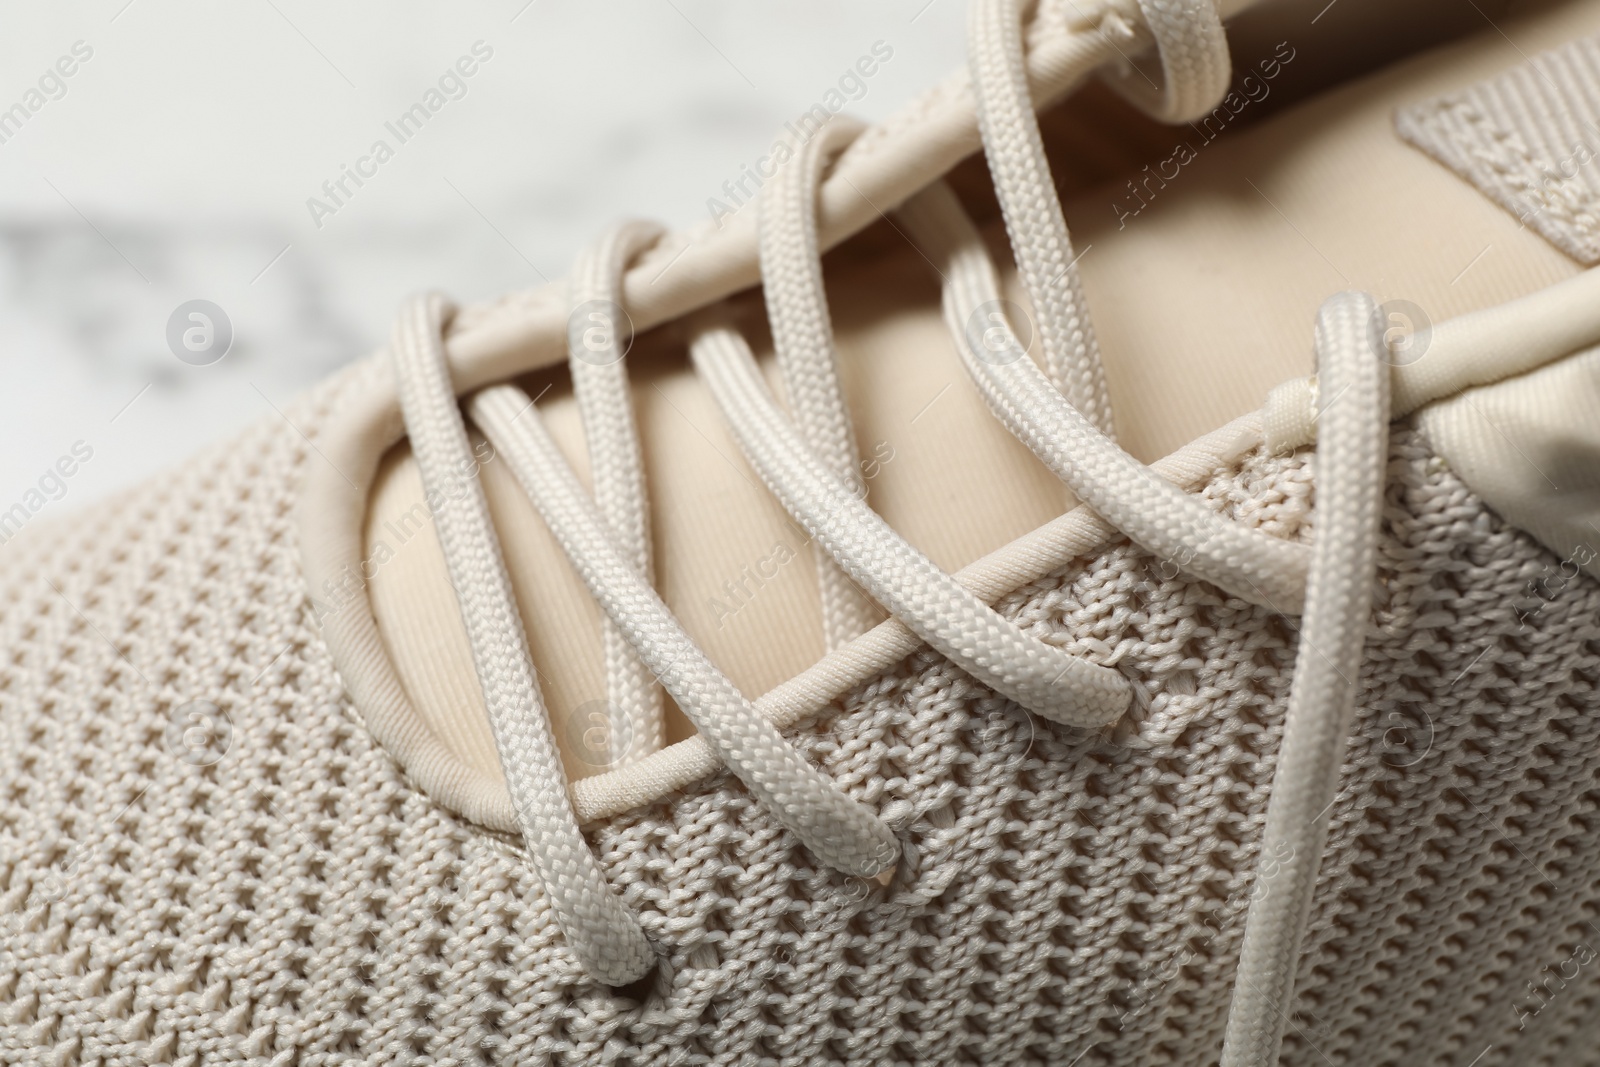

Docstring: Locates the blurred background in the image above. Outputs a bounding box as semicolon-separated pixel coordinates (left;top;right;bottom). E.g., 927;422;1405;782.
0;1;965;509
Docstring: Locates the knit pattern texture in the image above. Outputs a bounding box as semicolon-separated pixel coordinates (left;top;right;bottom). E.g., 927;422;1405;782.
1396;32;1600;265
3;362;1599;1066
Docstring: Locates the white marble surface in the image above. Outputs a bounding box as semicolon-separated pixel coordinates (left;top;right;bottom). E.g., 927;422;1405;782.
0;1;964;509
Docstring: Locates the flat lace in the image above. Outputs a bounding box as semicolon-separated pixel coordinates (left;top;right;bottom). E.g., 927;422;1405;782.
387;2;1390;1063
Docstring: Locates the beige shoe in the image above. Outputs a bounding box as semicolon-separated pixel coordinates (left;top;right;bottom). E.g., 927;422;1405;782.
10;0;1600;1062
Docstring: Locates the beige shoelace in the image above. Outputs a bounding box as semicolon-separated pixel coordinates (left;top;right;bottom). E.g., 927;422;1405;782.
387;2;1388;1063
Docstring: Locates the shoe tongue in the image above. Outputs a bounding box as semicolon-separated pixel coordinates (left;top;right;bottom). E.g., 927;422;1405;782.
364;250;1076;781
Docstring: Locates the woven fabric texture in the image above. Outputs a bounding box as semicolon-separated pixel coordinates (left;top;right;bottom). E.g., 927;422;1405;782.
1397;32;1600;265
3;360;1600;1066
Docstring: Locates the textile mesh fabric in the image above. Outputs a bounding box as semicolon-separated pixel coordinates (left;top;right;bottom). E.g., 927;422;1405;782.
3;361;1600;1065
1396;32;1600;265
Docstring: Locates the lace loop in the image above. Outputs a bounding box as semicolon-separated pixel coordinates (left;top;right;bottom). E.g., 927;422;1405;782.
689;316;1131;728
896;180;1311;613
1106;0;1233;123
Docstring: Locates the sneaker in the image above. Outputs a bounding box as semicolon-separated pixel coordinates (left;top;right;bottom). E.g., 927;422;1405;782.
9;0;1600;1062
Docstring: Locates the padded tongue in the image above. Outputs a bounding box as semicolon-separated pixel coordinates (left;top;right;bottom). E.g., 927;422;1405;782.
362;0;1592;785
366;243;1075;777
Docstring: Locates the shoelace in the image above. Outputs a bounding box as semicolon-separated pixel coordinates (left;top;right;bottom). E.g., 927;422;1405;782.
388;1;1388;1062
